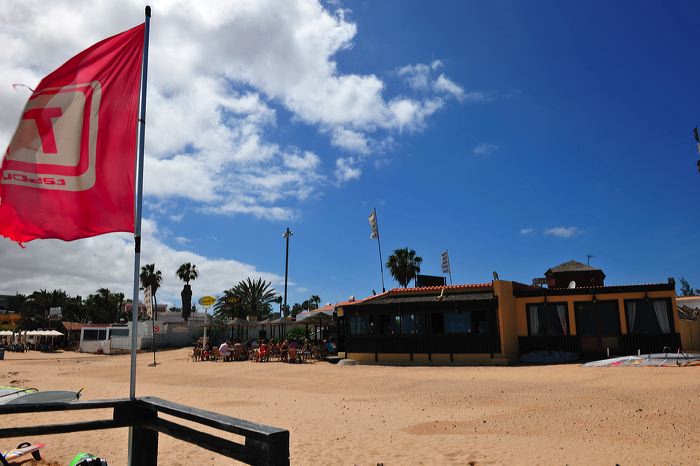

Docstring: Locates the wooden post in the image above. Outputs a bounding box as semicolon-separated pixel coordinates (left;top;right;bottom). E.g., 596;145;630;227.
131;407;159;465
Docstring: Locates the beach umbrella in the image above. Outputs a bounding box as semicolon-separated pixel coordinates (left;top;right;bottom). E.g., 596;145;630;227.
46;329;63;350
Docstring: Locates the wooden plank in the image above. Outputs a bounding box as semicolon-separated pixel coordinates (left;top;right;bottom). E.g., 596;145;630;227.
131;409;158;466
0;419;127;438
0;398;131;415
143;417;262;465
139;397;288;441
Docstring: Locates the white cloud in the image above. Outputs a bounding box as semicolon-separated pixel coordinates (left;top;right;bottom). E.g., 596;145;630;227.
397;63;432;91
331;127;370;154
203;201;296;221
545;226;582;238
520;228;535;236
396;61;479;109
433;73;465;101
174;236;190;245
463;91;492;102
0;220;283;305
0;0;462;215
335;157;361;182
282;150;321;171
388;98;444;132
473;143;499;155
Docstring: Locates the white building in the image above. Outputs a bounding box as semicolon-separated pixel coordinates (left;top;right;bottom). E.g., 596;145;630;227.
78;320;194;354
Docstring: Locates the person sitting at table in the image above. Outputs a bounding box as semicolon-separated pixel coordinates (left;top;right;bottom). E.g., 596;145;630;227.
278;339;287;362
233;341;245;361
258;341;269;362
202;340;213;360
219;340;232;361
288;345;298;364
325;338;336;355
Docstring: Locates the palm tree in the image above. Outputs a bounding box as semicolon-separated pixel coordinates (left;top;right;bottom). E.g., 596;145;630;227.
213;287;243;321
215;279;278;321
386;247;423;288
309;295;321;310
233;278;278;320
85;288;125;323
176;263;199;321
20;289;69;329
272;295;283;314
140;263;163;320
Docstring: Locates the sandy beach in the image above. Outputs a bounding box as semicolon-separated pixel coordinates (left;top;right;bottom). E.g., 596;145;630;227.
2;349;698;465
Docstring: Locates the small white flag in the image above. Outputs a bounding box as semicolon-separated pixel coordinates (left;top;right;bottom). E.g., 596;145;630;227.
440;250;450;274
368;209;379;239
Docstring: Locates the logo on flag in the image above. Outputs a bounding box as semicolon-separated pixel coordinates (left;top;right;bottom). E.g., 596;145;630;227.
4;82;102;191
440;250;450;274
0;23;146;243
368;209;379;239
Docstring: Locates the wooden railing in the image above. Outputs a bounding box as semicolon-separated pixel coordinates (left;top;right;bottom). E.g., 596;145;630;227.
620;333;682;355
518;333;682;357
346;334;501;355
0;397;289;465
518;335;580;354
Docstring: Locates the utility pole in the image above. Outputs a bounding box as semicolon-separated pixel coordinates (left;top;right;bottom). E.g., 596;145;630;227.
282;227;293;318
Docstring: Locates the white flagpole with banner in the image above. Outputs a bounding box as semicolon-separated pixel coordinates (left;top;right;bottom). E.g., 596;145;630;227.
441;249;452;285
128;6;151;465
368;208;386;292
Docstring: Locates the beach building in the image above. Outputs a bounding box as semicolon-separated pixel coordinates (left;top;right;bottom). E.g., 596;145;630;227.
0;294;21;330
338;260;690;364
0;311;21;330
75;320;193;354
676;296;700;351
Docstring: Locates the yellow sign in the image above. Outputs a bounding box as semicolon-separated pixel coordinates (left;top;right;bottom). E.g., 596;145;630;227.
198;296;216;307
227;296;240;304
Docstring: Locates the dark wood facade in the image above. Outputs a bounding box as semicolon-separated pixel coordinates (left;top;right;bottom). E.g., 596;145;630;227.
340;290;501;360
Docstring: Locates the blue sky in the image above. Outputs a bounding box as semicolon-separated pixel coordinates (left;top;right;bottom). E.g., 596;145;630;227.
155;0;700;304
1;0;699;306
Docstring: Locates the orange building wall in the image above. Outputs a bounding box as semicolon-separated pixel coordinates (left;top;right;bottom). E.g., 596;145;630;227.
493;282;686;355
0;313;21;329
506;287;679;337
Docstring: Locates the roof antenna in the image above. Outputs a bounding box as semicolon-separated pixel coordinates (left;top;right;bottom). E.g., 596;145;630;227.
586;254;595;266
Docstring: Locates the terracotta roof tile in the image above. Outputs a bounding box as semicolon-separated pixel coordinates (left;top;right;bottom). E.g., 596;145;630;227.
546;282;670;291
388;283;492;293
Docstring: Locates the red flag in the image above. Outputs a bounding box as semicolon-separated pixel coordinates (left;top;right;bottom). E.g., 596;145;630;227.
0;24;145;243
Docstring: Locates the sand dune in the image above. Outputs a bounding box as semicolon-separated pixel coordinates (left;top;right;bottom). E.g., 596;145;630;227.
2;349;698;465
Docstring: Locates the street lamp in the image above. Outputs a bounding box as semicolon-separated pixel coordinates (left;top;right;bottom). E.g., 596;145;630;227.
282;227;293;318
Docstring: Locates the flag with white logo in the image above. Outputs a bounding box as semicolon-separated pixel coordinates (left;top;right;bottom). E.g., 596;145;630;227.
440;250;450;274
0;23;146;243
368;209;379;239
143;286;153;320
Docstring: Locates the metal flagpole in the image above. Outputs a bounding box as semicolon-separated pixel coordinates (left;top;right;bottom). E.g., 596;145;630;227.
128;6;150;466
374;208;386;292
283;227;293;317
